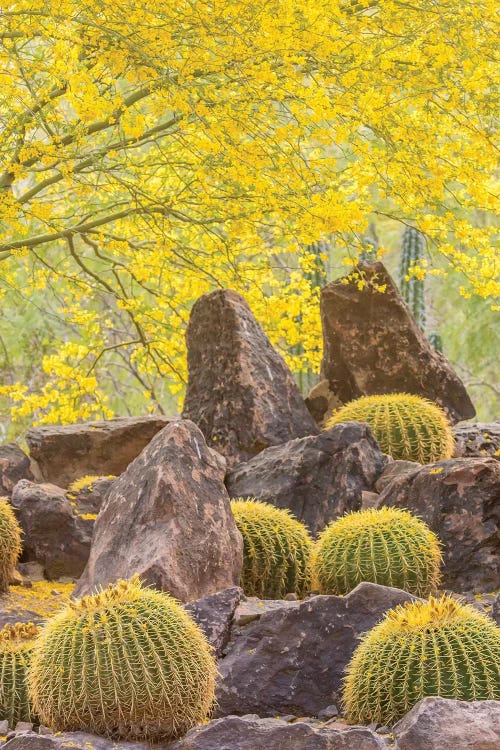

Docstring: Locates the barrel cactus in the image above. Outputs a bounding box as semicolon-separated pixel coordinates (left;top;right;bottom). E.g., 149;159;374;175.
313;507;441;596
344;595;500;725
325;392;454;463
0;498;22;593
230;498;312;599
0;623;40;726
28;577;216;740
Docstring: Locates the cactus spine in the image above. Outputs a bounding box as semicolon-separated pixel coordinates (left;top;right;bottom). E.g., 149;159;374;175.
325;393;455;464
399;225;426;330
313;507;442;596
28;577;216;740
0;498;22;593
344;595;500;725
230;498;312;599
0;623;40;726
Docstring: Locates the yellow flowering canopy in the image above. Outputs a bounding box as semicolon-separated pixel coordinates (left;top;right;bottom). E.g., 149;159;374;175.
0;1;498;425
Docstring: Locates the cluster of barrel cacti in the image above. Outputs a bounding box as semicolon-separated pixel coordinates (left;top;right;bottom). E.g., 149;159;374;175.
230;498;312;599
325;392;455;464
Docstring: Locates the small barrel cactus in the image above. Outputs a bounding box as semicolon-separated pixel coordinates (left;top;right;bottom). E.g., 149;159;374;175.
325;392;454;463
230;498;312;599
28;576;216;740
0;498;22;594
313;507;441;596
0;622;40;726
344;595;500;725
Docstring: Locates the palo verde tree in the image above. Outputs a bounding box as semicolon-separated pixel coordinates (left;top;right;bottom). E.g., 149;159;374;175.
0;1;498;426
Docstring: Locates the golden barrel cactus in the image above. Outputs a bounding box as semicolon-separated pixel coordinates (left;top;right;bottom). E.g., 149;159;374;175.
0;622;40;726
0;498;22;594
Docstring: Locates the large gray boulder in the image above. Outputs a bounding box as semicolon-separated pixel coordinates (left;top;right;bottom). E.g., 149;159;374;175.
394;697;500;750
378;457;500;592
216;582;418;717
226;422;387;534
74;420;243;602
1;733;151;750
184;587;243;658
26;415;176;487
11;480;92;579
182;289;318;468
320;261;475;423
170;715;387;750
0;444;32;496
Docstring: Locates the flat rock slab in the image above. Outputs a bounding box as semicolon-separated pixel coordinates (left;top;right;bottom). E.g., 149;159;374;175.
170;715;388;750
26;415;176;487
74;420;243;603
216;582;418;717
320;261;475;423
378;457;500;592
182;289;318;467
0;733;156;750
226;422;387;535
394;697;500;750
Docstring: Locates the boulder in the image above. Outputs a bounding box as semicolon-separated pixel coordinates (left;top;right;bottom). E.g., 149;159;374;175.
492;594;500;626
10;480;92;579
182;289;318;467
226;422;387;534
393;697;500;750
66;476;116;515
0;444;32;496
374;460;421;494
454;421;500;458
74;421;243;603
216;582;418;717
378;457;500;592
185;587;243;657
304;379;343;425
1;732;152;750
26;415;176;487
320;261;475;423
170;715;388;750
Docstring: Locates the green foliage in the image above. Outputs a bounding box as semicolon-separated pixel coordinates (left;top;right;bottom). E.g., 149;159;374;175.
28;577;217;740
0;623;40;726
344;595;500;725
230;498;313;599
0;498;22;594
325;392;455;463
398;226;426;330
313;507;441;596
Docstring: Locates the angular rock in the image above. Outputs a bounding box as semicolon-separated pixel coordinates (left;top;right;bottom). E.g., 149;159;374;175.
378;457;500;592
305;379;343;425
216;582;418;717
374;460;421;494
1;732;152;750
11;480;92;579
320;261;475;423
170;715;388;750
74;420;243;602
454;421;500;458
184;587;242;657
182;289;318;467
226;422;387;535
393;697;500;750
26;415;176;487
492;594;500;626
0;444;32;497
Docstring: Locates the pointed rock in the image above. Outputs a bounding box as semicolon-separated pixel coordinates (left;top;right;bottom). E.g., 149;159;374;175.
182;289;318;467
74;421;243;602
320;262;475;423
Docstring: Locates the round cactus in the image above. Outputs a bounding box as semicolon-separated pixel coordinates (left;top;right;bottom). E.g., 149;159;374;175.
28;577;216;740
230;498;312;599
325;392;454;463
313;507;441;597
0;498;22;593
343;595;500;725
0;622;40;726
